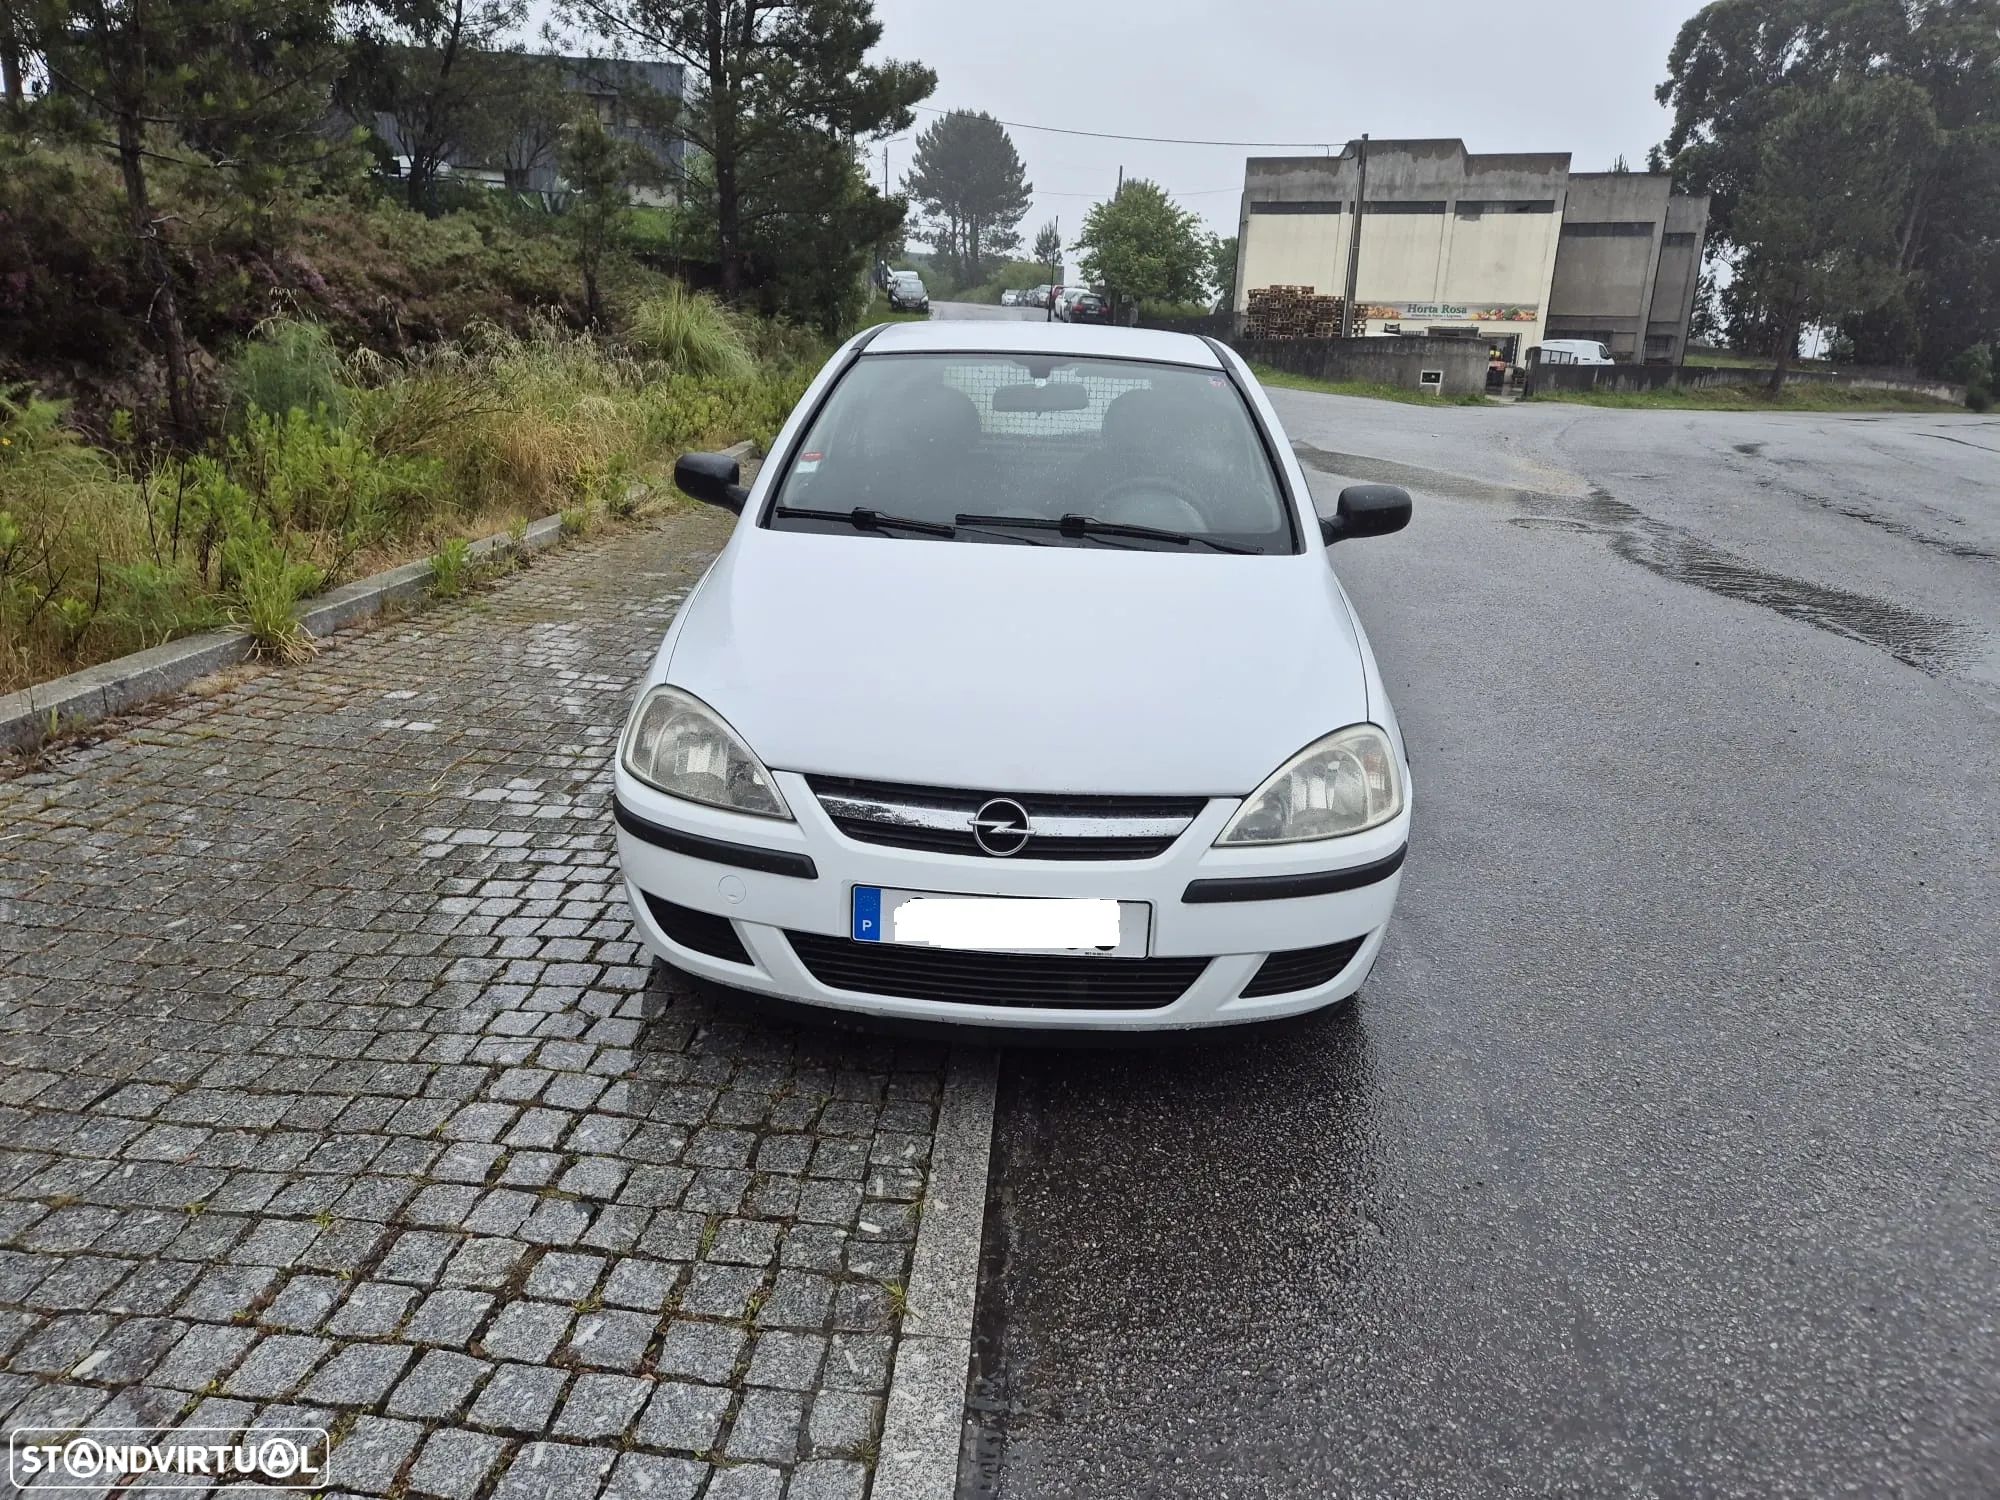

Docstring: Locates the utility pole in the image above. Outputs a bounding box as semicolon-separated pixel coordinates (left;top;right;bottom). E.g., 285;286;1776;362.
1116;165;1123;199
1342;133;1368;338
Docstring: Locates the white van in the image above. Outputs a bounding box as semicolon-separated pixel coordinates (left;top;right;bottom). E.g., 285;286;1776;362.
1536;339;1614;366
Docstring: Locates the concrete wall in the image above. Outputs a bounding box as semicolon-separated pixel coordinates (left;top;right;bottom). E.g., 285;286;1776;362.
1237;209;1347;298
1237;140;1569;352
1354;211;1447;301
1233;334;1491;397
1645;194;1711;363
1441;207;1563;305
1236;144;1711;367
1545;174;1708;363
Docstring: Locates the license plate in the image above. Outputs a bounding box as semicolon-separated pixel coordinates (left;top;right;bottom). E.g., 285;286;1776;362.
851;887;1150;956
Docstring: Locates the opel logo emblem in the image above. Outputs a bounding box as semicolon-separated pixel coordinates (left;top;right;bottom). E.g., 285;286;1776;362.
970;797;1032;856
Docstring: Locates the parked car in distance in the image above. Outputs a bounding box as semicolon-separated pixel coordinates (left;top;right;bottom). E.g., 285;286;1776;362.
1027;285;1053;308
887;273;929;314
619;321;1416;1031
1053;288;1095;321
1000;289;1020;306
1535;339;1613;366
1066;292;1112;325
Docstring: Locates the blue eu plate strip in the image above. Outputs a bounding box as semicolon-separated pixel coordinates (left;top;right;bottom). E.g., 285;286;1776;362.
852;886;883;942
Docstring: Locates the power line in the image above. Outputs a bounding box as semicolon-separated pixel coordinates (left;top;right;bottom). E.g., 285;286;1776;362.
912;104;1334;150
1034;185;1242;198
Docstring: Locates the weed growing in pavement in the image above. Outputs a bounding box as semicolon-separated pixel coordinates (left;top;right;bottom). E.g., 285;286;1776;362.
429;537;474;598
225;531;321;663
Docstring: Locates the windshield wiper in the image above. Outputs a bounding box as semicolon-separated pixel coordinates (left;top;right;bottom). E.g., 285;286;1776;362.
773;505;954;537
954;512;1262;555
773;505;1043;544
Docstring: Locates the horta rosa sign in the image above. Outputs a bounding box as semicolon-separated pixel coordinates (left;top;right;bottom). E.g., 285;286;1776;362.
1359;302;1539;322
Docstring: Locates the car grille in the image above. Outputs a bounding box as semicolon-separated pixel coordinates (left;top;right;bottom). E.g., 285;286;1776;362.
785;932;1209;1010
805;775;1207;861
1239;936;1367;999
642;892;752;966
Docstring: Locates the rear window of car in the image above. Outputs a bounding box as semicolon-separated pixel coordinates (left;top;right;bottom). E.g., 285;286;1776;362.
765;352;1299;554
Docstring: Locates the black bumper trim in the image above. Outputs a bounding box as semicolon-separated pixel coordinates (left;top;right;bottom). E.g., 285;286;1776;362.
1182;844;1406;904
613;797;818;880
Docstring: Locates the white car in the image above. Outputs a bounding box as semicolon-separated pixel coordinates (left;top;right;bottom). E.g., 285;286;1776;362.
613;321;1414;1030
1000;289;1019;306
1536;338;1614;366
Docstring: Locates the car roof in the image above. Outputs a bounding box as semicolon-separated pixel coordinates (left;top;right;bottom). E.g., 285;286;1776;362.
862;321;1222;366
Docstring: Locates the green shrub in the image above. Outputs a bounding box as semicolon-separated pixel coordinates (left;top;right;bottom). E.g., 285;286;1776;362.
429;536;474;597
224;318;350;429
625;285;755;381
231;404;442;556
558;506;591;538
223;529;322;661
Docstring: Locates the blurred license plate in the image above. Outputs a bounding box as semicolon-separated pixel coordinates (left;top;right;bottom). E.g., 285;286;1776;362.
851;888;1149;956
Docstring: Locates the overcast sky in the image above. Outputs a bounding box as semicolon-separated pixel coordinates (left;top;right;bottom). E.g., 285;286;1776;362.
868;0;1706;252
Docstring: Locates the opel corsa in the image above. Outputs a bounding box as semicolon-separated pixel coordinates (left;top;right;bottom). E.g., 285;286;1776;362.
613;321;1414;1030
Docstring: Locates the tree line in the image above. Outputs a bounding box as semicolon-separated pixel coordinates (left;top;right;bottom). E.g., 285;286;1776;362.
1655;0;1998;389
898;108;1237;314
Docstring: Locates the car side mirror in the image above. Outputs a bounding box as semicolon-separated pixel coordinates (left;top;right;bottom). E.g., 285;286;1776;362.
675;452;750;514
1320;484;1412;545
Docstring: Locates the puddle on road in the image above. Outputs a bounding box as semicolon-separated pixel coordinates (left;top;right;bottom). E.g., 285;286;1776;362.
1293;442;1985;679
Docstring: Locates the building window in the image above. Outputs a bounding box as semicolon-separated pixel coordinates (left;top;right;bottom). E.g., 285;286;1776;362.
1247;200;1344;214
1456;200;1556;216
1661;232;1698;247
1559;221;1655;238
1364;200;1447;214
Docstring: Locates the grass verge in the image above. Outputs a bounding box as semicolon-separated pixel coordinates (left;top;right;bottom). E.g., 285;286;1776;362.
1;310;817;693
1250;364;1491;406
1524;383;1964;412
863;292;931;325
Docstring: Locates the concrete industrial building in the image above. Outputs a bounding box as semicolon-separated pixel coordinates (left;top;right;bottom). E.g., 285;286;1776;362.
1234;140;1710;364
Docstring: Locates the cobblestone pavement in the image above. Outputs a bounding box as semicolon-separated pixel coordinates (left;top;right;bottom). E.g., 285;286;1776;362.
0;506;947;1498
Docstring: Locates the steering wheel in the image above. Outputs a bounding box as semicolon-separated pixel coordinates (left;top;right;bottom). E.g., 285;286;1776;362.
1092;476;1210;533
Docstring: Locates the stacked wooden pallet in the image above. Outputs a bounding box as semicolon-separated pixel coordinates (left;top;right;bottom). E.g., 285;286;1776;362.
1244;285;1347;340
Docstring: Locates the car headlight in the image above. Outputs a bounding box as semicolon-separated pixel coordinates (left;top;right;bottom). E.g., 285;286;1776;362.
1216;724;1404;845
620;685;791;820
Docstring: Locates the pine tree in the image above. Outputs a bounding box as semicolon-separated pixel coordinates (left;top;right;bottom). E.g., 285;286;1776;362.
23;0;353;438
553;0;932;301
903;110;1031;285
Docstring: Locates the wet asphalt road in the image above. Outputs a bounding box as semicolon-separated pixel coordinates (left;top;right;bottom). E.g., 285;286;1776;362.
958;385;2000;1497
928;300;1049;322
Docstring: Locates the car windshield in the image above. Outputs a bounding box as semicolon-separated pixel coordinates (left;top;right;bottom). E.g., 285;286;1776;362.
765;352;1298;553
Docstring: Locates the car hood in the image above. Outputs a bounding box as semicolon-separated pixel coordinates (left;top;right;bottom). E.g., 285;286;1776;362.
664;529;1370;795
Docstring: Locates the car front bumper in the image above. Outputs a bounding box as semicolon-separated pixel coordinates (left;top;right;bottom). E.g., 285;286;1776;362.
613;770;1408;1031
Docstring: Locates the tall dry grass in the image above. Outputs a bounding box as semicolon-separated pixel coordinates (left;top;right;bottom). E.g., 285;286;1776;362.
1;298;821;694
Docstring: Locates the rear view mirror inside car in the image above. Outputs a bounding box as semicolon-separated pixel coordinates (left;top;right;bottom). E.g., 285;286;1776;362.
991;381;1091;412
